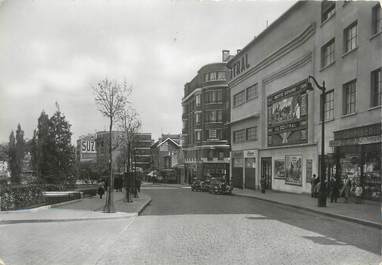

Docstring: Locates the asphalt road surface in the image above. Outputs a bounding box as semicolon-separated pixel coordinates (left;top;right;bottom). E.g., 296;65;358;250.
1;185;380;265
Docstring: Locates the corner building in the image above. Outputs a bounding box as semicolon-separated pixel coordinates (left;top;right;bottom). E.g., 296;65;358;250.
182;57;231;183
228;1;381;199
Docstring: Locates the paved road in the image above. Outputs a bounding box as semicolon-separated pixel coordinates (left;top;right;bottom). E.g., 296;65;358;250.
1;186;380;265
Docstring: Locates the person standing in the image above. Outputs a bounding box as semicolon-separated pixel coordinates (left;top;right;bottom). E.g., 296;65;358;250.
98;181;105;199
341;176;352;203
329;176;339;203
260;176;266;194
311;174;319;198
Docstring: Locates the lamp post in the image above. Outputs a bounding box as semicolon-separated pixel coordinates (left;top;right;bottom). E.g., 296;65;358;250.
306;75;327;207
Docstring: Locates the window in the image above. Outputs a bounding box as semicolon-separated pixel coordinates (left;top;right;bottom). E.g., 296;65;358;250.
344;22;357;53
246;83;258;101
321;39;335;68
195;112;201;124
321;0;335;23
246;127;257;141
210;72;216;81
204;73;209;82
216;129;222;140
343;80;356;114
205;111;217;122
216;90;223;102
216;110;223;122
195;130;201;141
372;4;381;35
233;90;245;107
217;71;226;80
195;94;201;106
205;90;222;104
233;129;246;143
321;90;334;121
208;129;217;139
371;68;382;107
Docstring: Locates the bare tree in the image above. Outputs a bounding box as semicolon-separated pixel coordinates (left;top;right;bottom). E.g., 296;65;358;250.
118;107;141;202
93;78;130;213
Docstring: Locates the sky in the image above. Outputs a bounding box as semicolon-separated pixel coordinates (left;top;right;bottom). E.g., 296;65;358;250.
0;0;296;144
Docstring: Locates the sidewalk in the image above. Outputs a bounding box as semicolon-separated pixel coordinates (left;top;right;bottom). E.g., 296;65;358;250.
233;188;381;228
0;191;151;225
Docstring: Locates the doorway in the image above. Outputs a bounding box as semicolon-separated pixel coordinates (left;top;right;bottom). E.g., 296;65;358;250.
261;157;272;190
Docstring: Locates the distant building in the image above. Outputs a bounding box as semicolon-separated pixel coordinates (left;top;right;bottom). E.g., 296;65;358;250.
151;134;184;183
132;133;153;172
182;53;231;183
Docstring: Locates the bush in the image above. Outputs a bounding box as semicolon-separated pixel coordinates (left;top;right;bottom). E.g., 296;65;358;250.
0;184;45;211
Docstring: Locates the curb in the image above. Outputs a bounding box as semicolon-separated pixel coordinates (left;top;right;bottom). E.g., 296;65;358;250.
138;198;152;216
233;193;382;229
0;214;137;225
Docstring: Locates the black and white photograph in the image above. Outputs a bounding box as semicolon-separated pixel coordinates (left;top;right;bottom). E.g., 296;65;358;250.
0;0;381;264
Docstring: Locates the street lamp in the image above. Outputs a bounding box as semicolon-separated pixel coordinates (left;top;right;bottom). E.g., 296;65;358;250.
306;75;327;207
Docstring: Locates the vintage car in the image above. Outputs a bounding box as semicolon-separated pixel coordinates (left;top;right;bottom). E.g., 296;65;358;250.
191;178;210;192
207;178;233;195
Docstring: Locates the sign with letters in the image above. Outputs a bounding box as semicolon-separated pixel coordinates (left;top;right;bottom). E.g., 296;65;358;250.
81;135;96;154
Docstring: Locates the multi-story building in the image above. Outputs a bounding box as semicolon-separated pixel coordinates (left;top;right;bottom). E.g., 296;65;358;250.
182;54;231;183
227;1;381;200
132;133;153;172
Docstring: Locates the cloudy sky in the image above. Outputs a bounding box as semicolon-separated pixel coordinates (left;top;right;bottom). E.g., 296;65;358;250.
0;0;296;143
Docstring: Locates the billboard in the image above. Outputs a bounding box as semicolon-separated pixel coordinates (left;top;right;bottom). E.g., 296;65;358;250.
267;80;308;147
81;137;96;153
285;155;302;186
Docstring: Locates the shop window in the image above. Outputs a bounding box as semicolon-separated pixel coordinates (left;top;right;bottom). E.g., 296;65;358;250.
321;38;335;68
246;127;257;141
343;80;356;114
372;3;381;35
344;21;357;53
371;68;382;107
233;90;245;107
321;90;334;121
246;83;258;101
233;129;246;143
321;0;335;23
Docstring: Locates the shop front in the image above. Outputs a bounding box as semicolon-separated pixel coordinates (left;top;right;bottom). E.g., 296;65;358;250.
231;151;244;188
244;150;258;190
330;123;381;201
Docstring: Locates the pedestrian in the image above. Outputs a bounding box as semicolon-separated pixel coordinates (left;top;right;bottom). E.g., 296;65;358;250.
329;176;339;203
311;174;319;198
136;175;141;194
354;180;363;204
341;175;352;203
98;181;105;199
260;176;266;194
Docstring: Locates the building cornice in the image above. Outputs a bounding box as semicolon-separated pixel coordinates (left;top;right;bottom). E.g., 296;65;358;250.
182;84;229;104
182;144;230;151
228;23;316;88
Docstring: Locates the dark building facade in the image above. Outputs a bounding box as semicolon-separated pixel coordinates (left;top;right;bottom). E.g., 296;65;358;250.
182;54;231;182
132;133;153;172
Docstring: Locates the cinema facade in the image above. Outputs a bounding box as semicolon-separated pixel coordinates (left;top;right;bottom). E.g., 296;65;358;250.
227;1;381;199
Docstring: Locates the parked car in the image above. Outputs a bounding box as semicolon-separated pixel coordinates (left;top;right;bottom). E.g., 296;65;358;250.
191;178;210;192
207;178;233;195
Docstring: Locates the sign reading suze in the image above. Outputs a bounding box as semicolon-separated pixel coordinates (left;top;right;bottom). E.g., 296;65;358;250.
81;138;96;153
267;80;308;147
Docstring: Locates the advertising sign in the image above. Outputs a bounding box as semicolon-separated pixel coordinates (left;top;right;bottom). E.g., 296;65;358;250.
285;155;302;186
81;135;96;154
274;159;285;179
267;80;308;147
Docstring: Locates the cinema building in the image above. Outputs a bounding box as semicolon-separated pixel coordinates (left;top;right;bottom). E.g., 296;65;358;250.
227;1;381;199
182;55;231;183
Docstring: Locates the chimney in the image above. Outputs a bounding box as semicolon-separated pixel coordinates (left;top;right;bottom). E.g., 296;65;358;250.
222;50;230;62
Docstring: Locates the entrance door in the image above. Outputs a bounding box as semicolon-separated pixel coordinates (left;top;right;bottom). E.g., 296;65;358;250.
245;158;256;190
261;157;272;189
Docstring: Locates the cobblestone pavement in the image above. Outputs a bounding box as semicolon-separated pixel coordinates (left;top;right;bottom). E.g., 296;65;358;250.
0;186;380;265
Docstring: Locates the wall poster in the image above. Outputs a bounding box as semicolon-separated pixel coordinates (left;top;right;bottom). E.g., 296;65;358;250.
306;159;313;183
274;159;285;179
267;80;308;147
285;155;302;186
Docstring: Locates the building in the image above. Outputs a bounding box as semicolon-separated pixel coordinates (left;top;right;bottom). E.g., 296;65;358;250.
95;131;153;175
182;54;231;183
227;1;381;199
151;134;184;183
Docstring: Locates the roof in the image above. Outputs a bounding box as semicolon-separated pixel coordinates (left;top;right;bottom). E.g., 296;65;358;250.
157;137;180;148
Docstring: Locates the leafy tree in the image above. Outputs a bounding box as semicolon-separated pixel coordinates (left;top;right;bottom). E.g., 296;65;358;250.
93;78;130;213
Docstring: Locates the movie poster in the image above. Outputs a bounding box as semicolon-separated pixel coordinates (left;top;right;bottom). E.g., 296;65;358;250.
285;155;302;186
274;159;285;179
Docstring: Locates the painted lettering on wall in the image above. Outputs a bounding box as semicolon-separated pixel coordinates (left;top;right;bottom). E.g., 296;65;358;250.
230;53;250;79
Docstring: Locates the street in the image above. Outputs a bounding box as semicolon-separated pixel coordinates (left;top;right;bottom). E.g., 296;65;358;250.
1;185;380;265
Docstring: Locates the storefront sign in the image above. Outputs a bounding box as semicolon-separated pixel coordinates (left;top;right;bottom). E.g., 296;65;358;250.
231;151;244;158
306;159;313;183
333;123;381;140
244;150;257;158
274;159;285;179
285;155;302;186
330;135;381;147
267;80;308;147
81;135;96;154
230;53;250;79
